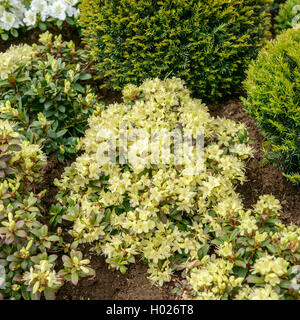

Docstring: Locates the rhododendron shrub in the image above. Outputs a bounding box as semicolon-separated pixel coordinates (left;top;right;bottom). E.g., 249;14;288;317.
0;120;94;300
0;32;97;161
54;78;300;300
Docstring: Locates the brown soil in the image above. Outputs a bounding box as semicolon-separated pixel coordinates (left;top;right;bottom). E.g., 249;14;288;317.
209;99;300;226
56;254;175;300
36;156;73;212
0;22;82;53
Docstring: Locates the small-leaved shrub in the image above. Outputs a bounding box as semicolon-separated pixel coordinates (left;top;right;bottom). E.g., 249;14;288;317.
243;28;300;184
273;0;287;8
275;0;300;33
0;120;94;300
55;78;300;300
0;31;97;161
79;0;272;102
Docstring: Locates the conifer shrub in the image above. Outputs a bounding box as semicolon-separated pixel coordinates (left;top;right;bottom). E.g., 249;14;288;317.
243;28;300;184
55;78;300;300
79;0;272;102
0;31;97;161
275;0;300;33
274;0;287;8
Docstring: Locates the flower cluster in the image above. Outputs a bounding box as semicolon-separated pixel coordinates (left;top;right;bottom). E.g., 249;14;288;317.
185;211;300;300
0;43;36;80
0;0;80;39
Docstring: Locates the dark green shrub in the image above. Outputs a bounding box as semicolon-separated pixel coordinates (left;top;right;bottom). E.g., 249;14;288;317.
275;0;300;33
79;0;272;102
273;0;287;8
243;28;300;184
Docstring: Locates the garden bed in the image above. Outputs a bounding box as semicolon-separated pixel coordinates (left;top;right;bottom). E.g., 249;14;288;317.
0;9;299;300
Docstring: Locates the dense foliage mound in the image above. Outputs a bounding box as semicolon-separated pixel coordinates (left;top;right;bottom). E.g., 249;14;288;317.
55;78;300;300
0;32;97;161
273;0;287;8
243;28;300;184
79;0;272;102
275;0;300;33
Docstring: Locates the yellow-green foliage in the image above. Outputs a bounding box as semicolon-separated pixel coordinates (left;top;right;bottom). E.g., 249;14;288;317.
275;0;300;33
0;44;36;80
79;0;272;102
274;0;287;7
55;78;300;300
243;28;300;184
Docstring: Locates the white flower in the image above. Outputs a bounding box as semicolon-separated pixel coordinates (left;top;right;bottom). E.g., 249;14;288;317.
65;5;77;17
0;6;5;17
1;11;16;31
49;1;67;21
23;10;37;27
64;0;79;5
30;0;49;22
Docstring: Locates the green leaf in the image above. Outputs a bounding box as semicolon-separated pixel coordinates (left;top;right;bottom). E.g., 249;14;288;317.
58;105;66;113
246;275;265;284
266;244;277;254
70;241;79;250
72;83;85;93
1;33;9;41
119;265;127;274
79;72;92;81
48;235;60;242
16;76;30;82
234;260;247;268
39;22;47;31
234;267;248;278
103;209;111;222
56;129;68;138
71;272;79;285
229;228;239;241
0;80;10;87
66;17;75;25
56;19;63;28
10;29;18;38
197;244;209;260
